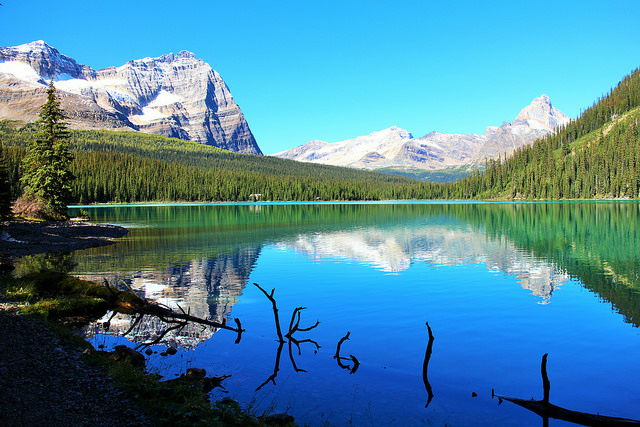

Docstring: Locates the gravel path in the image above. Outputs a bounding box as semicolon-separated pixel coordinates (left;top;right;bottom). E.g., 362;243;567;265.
0;220;151;426
0;312;151;426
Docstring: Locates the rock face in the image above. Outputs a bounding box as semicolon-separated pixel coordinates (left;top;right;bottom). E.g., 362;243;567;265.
0;41;262;155
274;95;569;170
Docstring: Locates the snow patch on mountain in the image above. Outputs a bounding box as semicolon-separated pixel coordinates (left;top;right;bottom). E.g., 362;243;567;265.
148;90;182;107
0;61;45;85
130;107;167;124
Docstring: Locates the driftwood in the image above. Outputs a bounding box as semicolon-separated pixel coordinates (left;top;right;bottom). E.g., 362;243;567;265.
493;353;640;426
103;279;245;346
254;283;321;390
333;331;360;374
254;283;286;343
422;322;435;408
256;341;285;391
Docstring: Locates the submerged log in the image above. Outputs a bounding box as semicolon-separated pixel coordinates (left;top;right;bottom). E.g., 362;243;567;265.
494;394;640;427
494;353;640;426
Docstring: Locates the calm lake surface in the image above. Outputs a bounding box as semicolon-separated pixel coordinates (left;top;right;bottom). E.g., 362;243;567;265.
56;201;640;425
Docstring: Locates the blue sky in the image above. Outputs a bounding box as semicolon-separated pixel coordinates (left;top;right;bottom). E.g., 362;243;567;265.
2;0;640;154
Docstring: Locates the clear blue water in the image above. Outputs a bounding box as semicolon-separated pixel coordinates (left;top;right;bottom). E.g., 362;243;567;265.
59;201;640;426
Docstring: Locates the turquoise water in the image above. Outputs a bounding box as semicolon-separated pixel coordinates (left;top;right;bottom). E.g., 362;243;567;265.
63;202;640;426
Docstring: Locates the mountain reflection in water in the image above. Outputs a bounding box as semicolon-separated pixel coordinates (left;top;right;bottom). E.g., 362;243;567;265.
69;202;640;348
82;247;261;348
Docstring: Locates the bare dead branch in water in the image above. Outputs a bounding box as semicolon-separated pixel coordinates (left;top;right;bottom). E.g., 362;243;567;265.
334;331;351;359
254;283;323;388
286;307;320;337
423;322;435;408
234;318;243;344
103;279;244;344
122;313;145;337
254;283;285;342
135;322;188;350
102;310;118;331
334;331;359;374
541;353;550;403
288;340;307;373
256;341;285;391
493;353;640;426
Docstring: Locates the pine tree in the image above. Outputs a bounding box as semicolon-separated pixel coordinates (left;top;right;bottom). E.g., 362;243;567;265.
20;81;74;219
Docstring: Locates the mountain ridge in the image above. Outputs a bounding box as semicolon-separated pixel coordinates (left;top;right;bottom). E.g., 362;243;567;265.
0;41;262;155
274;94;569;171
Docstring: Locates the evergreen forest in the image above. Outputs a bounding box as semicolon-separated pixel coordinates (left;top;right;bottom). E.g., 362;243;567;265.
0;67;639;204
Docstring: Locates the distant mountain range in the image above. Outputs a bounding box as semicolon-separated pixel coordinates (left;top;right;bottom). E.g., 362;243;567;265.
0;41;262;155
274;94;570;171
0;40;571;171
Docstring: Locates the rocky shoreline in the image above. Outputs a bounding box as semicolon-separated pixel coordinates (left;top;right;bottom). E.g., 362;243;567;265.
0;220;128;259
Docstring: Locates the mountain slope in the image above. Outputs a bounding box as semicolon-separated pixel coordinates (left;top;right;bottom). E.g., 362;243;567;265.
274;126;414;167
273;95;569;171
0;41;261;155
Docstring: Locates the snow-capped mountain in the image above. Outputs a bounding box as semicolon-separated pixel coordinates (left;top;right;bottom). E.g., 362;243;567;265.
0;41;262;155
275;126;414;167
274;95;570;170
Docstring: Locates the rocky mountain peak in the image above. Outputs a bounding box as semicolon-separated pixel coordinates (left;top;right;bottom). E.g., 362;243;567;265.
0;40;89;80
514;94;569;130
384;126;413;139
0;41;262;155
154;50;198;64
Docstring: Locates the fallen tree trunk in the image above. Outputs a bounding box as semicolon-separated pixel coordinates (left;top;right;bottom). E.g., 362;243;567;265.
493;393;640;427
494;353;640;426
104;279;244;344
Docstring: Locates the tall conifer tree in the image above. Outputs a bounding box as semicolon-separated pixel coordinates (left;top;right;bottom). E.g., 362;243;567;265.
21;81;74;219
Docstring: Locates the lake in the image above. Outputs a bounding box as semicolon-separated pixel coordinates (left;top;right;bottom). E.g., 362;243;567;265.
46;201;640;425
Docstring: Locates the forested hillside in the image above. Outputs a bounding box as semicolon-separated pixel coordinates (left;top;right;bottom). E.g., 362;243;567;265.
0;123;450;203
455;67;640;199
1;67;639;203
